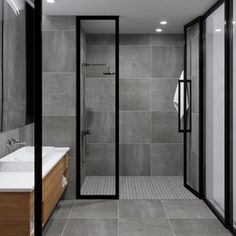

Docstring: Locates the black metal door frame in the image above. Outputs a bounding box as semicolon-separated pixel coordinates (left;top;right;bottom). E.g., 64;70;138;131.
183;16;204;199
76;16;119;200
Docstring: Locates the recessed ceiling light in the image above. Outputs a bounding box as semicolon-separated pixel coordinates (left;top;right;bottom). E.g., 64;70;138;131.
155;28;163;32
160;21;167;25
233;21;236;24
215;28;222;32
47;0;56;3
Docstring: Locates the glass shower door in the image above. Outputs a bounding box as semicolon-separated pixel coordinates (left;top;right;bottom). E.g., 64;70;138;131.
204;2;225;218
184;19;201;196
77;17;119;199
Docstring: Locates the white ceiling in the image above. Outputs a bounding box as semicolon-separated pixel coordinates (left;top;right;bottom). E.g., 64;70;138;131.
43;0;217;34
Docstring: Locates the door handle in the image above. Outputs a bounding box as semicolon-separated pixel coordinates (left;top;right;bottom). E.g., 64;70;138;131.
178;80;191;133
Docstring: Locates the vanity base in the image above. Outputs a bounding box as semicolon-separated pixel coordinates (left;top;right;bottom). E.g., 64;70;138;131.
0;154;69;236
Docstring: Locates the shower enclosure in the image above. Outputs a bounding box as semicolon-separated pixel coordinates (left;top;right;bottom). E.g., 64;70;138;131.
184;0;235;234
77;16;119;198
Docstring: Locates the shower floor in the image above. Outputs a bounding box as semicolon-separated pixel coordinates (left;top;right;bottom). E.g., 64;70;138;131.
81;176;197;200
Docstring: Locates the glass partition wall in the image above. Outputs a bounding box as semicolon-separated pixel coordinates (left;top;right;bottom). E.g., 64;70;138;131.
77;17;119;198
184;19;201;196
185;0;235;234
204;2;225;218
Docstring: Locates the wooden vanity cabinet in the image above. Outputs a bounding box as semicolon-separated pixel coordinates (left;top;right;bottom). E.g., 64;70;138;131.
0;154;69;236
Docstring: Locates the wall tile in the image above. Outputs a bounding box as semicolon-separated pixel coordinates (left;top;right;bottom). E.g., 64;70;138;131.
43;31;76;72
151;34;184;46
120;112;150;144
42;16;76;31
150;144;183;176
86;111;115;143
120;34;150;45
19;123;34;146
151;78;177;111
151;46;183;78
119;144;150;176
86;34;115;45
151;111;183;143
86;45;115;78
86;78;115;111
86;144;115;176
120;46;150;78
43;73;76;116
42;116;76;156
120;79;150;111
0;128;19;158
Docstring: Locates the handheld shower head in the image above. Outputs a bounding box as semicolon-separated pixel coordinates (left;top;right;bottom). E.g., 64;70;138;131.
103;66;115;75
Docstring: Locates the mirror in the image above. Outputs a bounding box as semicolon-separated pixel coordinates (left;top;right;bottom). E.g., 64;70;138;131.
0;0;34;132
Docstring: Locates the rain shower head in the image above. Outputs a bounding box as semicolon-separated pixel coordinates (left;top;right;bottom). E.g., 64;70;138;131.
103;66;115;75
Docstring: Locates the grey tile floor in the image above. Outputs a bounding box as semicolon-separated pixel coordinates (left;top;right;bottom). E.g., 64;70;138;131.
43;200;233;236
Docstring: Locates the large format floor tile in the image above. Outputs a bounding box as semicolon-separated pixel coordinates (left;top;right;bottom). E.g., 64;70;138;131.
51;200;75;219
170;219;233;236
119;200;166;218
161;200;215;219
119;218;174;236
43;218;67;236
69;200;118;219
62;219;118;236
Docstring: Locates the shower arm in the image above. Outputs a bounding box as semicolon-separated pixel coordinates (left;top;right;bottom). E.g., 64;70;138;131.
82;63;107;67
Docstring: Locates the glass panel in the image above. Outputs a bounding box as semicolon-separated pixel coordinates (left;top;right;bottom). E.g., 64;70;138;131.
185;22;200;192
233;0;236;229
205;3;225;217
80;20;116;195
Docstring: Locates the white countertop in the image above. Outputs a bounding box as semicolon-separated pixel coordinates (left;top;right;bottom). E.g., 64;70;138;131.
0;147;70;192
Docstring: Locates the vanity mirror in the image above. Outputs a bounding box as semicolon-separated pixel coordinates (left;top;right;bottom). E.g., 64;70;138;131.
0;0;34;132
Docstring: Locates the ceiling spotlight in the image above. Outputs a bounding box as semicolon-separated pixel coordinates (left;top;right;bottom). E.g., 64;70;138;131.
215;28;222;32
233;21;236;24
155;28;163;32
47;0;56;3
160;21;167;25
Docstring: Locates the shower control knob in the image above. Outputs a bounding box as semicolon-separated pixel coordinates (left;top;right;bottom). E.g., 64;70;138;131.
83;130;92;136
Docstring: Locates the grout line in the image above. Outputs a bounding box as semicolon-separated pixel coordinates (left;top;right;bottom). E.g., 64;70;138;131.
160;200;177;236
60;200;76;236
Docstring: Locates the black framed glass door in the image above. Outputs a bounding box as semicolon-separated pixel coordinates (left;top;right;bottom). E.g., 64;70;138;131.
76;16;119;199
183;18;202;197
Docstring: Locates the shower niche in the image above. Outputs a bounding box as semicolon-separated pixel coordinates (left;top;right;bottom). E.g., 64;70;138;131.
77;17;119;198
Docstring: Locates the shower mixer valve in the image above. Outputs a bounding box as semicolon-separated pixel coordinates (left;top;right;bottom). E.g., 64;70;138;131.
82;130;92;136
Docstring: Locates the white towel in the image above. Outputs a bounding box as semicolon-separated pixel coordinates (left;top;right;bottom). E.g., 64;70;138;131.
173;71;189;119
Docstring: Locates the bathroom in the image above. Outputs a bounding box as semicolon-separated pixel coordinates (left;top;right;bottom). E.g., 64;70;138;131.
0;0;235;235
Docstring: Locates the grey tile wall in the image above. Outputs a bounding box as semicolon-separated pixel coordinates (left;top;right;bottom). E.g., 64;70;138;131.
120;46;150;78
86;34;184;177
119;144;150;176
120;79;150;111
0;123;34;159
42;16;76;199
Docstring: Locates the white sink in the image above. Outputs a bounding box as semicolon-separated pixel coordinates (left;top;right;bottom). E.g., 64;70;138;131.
0;146;55;172
0;161;34;172
1;146;55;162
